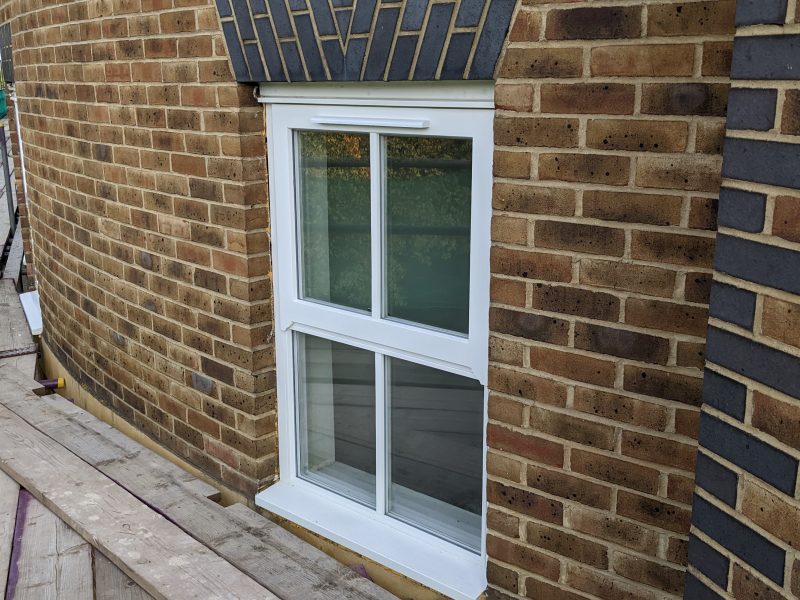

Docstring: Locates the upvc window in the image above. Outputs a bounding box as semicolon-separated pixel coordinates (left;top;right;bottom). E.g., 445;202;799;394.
257;83;493;600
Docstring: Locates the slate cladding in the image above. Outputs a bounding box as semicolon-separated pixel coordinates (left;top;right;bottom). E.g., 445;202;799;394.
687;0;800;597
214;0;516;82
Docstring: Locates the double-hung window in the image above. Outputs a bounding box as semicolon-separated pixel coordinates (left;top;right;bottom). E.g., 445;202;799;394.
257;83;493;600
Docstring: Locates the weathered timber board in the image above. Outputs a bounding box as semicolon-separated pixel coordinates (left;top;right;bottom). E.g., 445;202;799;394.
2;225;22;285
0;353;35;378
0;364;398;600
0;400;274;600
0;469;18;597
94;550;154;600
0;280;35;358
7;490;93;600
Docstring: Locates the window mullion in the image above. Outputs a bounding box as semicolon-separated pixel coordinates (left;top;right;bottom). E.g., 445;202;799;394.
369;132;382;320
374;353;387;515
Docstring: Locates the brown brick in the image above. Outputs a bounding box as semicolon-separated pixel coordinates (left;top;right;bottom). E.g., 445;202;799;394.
792;559;800;597
491;246;573;282
667;473;694;504
642;83;729;117
574;322;670;365
591;44;695;77
487;424;565;467
636;155;722;192
582;190;682;226
566;564;662;600
773;195;800;243
491;277;526;307
621;431;697;472
489;396;526;428
631;231;715;268
623;366;704;406
541;83;635;115
495;84;533;112
488;450;523;483
493;151;531;179
493;183;576;216
702;41;733;77
587;120;689;153
695;121;726;155
530;346;616;387
573;387;668;431
530;284;620;321
782;90;800;135
488;507;520;539
539;153;630;186
648;1;736;36
546;6;641;40
527;464;612;510
509;9;541;42
677;341;705;369
530;405;616;451
495;116;579;148
568;508;659;555
490;307;570;345
489;366;569;406
616;491;691;534
732;564;784;600
524;578;587;600
534;221;625;256
578;259;676;299
527;523;609;569
492;215;529;244
752;391;800;451
688;196;718;230
501;47;584;78
684;272;713;303
571;449;661;495
488;562;519;594
486;535;561;580
487;481;564;525
625;298;709;337
611;552;685;595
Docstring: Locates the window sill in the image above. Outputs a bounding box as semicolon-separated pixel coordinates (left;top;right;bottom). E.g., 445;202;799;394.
255;479;487;600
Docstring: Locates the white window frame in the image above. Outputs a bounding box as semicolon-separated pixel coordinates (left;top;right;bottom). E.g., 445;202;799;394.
255;82;494;600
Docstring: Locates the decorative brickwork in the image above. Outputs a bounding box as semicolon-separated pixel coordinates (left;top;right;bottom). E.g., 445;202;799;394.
486;1;736;598
214;0;516;82
686;1;800;597
1;0;276;497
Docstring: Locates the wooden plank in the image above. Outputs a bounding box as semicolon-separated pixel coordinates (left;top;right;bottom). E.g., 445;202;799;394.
0;400;275;600
94;550;154;600
7;491;93;600
0;280;35;358
2;225;22;285
0;353;35;378
0;364;398;600
0;469;18;598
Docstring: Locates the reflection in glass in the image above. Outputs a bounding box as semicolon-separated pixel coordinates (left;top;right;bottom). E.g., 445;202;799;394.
388;357;484;551
386;136;472;333
298;131;371;311
297;333;376;506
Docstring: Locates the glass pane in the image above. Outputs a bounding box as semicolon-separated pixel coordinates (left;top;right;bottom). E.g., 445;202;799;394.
297;333;376;506
298;131;371;311
386;136;472;333
388;357;484;552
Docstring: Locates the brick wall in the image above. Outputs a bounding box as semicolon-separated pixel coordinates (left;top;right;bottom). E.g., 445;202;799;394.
686;1;800;597
1;0;276;496
487;1;735;598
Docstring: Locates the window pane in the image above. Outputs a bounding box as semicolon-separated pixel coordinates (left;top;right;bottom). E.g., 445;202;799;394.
297;333;376;506
388;358;484;551
386;137;472;333
298;131;371;311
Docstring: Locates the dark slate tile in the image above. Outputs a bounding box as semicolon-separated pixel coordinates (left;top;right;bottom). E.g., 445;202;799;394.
294;13;327;80
344;37;368;79
455;0;485;27
255;16;287;81
364;7;400;80
469;0;516;79
250;0;267;14
714;234;800;296
351;0;377;33
717;187;766;233
709;282;756;331
731;35;800;80
288;0;306;9
726;88;777;131
216;0;233;18
703;368;746;421
281;40;307;80
269;0;295;38
310;0;337;36
698;408;798;495
691;494;785;585
736;0;788;25
243;42;267;80
688;535;730;588
232;0;256;40
413;2;453;80
388;34;418;80
222;21;251;80
331;0;353;6
322;39;346;80
684;573;724;600
695;450;739;507
440;31;474;80
723;137;800;189
401;0;429;31
335;9;352;37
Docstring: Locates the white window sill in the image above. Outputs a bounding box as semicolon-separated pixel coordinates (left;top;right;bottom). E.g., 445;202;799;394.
255;479;487;600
